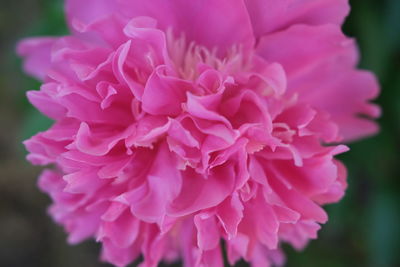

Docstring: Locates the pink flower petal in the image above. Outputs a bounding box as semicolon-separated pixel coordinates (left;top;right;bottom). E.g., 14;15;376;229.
17;37;57;80
245;0;350;38
117;0;255;54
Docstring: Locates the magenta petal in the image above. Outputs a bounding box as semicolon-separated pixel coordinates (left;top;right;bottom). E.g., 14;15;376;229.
245;0;350;37
168;164;235;217
101;239;140;267
17;37;57;80
268;170;328;223
256;24;357;77
63;169;108;194
74;123;128;156
194;212;220;251
98;210;140;248
26;89;67;120
200;246;224;267
65;0;118;26
117;0;255;53
142;66;192;115
216;194;244;239
118;143;182;223
257;24;379;141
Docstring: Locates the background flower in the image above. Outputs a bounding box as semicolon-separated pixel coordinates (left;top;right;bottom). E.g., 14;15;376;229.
0;0;400;267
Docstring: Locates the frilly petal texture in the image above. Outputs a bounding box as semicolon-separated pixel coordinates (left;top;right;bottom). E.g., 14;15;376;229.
19;0;379;266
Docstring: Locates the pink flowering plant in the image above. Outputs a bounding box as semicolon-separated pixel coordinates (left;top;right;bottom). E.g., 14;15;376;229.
18;0;380;266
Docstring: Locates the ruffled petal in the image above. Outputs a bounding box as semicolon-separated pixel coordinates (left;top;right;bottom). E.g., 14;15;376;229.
117;0;255;54
142;66;192;115
168;164;236;216
257;24;380;141
256;24;357;77
65;0;118;26
17;37;57;80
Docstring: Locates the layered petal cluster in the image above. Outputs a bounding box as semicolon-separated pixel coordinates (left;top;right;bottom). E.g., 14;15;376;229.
18;1;379;266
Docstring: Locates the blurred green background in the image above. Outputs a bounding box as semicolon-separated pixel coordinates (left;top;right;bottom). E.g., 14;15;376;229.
0;0;399;266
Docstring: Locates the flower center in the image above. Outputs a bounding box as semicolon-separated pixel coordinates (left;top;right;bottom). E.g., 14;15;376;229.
166;30;250;80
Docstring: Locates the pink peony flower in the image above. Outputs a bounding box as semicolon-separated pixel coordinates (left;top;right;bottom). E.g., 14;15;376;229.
18;1;380;266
